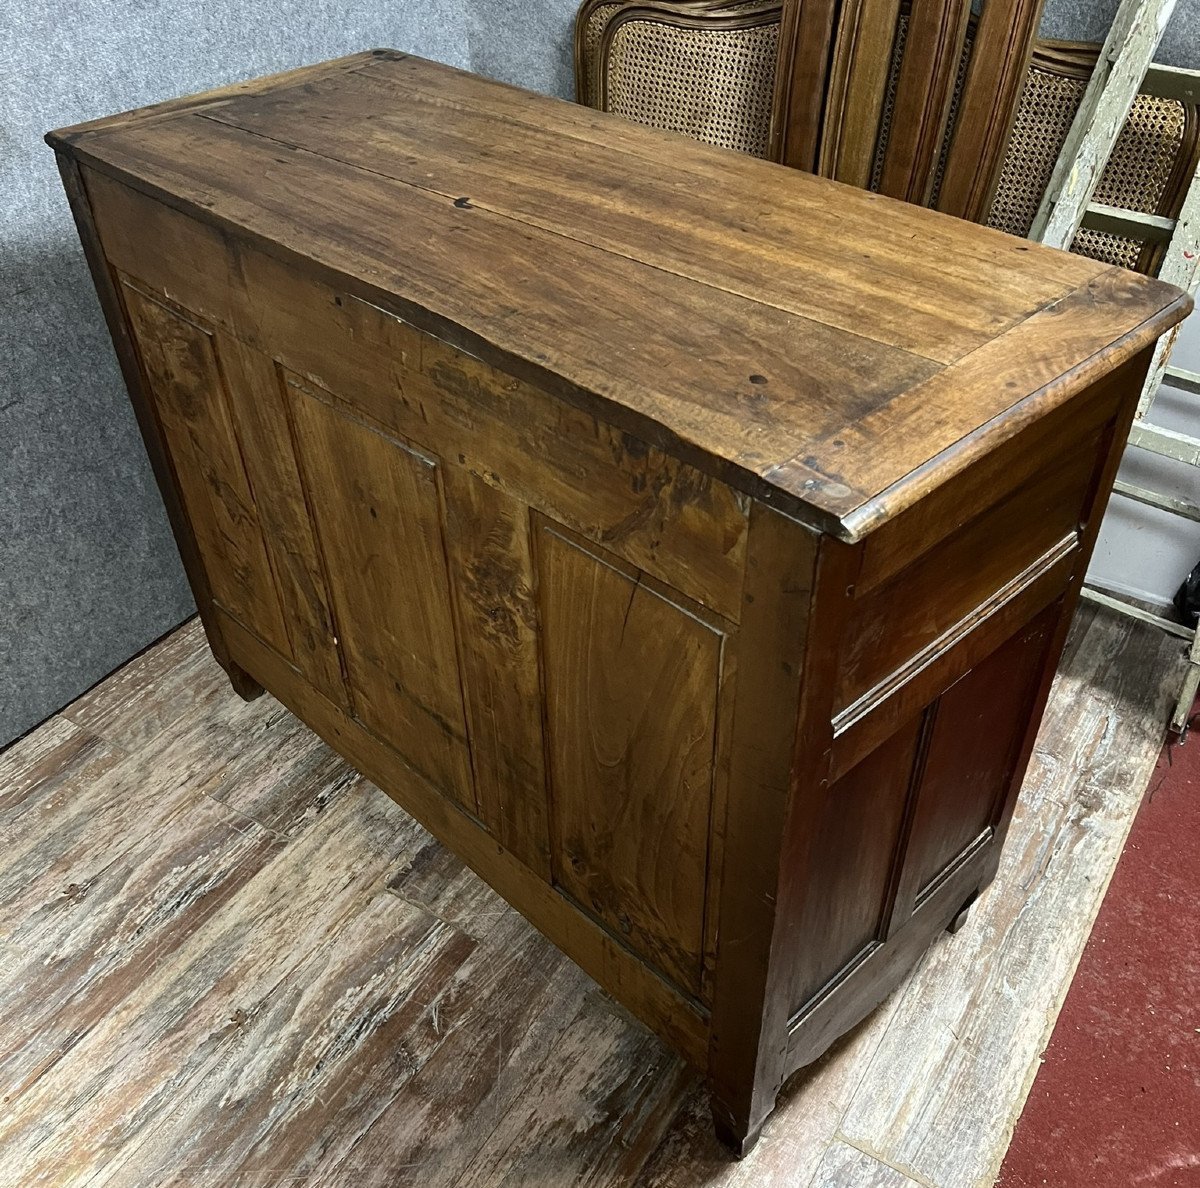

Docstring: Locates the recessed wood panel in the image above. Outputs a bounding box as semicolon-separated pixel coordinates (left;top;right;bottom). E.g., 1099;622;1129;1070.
536;521;726;996
286;376;474;810
122;284;289;657
789;716;923;1017
442;468;551;877
899;606;1057;911
217;338;348;707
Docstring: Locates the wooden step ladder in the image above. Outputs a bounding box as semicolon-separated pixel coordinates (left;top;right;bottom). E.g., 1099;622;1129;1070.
1029;0;1200;739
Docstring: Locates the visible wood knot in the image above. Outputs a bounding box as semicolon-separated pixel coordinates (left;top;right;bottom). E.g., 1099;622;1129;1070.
749;374;768;386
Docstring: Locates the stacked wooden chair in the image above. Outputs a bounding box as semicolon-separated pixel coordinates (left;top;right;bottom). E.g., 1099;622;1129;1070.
987;40;1199;273
574;0;1200;275
575;0;783;159
574;0;1042;219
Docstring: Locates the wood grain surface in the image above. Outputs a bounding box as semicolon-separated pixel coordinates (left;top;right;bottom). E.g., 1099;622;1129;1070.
47;49;1189;539
287;377;475;808
535;520;727;996
122;283;290;657
0;605;1183;1185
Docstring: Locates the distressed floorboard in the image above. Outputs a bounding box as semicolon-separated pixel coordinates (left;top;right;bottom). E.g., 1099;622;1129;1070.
0;791;424;1186
316;915;593;1187
0;606;1184;1186
807;1140;927;1187
385;833;518;942
0;795;284;1105
447;987;693;1188
2;686;328;931
87;892;472;1188
0;715;125;819
61;618;223;753
639;998;903;1187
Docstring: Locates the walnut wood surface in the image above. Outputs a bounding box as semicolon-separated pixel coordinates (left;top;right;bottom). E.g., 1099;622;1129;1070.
48;53;1191;1151
47;49;1187;540
286;378;476;809
536;520;728;997
121;284;291;660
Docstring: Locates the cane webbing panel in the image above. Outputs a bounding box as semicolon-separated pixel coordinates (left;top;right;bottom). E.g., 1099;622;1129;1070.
602;9;780;157
987;45;1197;274
576;0;771;109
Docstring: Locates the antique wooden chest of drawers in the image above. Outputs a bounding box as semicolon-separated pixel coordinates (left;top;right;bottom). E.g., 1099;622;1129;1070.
49;50;1189;1152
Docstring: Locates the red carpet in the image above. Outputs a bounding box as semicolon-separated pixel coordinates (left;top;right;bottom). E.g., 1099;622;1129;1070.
999;705;1200;1188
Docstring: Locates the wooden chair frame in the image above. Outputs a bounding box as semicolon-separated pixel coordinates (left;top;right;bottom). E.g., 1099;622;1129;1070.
772;0;1044;218
574;0;752;107
595;1;785;127
1016;39;1200;274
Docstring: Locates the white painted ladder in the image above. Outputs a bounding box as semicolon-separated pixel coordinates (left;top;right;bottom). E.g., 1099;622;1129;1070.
1029;0;1200;739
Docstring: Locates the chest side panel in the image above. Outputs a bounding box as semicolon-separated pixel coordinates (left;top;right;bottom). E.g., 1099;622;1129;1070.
781;362;1141;1058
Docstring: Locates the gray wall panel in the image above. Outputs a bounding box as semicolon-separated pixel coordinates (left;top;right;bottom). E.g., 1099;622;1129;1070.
466;0;578;98
1040;0;1199;67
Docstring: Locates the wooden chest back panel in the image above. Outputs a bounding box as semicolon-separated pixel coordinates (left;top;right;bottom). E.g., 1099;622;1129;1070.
86;169;749;625
536;521;730;996
122;283;291;659
286;378;476;811
213;337;349;706
440;467;552;877
96;170;741;1001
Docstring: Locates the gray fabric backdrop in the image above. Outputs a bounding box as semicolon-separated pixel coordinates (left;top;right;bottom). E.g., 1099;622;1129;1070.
1;2;477;749
1;0;1195;747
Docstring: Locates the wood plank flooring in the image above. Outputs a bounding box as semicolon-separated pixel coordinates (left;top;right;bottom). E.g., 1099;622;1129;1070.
0;607;1186;1186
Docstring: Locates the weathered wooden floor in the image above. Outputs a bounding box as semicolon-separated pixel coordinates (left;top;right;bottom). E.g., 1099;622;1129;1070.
0;606;1186;1187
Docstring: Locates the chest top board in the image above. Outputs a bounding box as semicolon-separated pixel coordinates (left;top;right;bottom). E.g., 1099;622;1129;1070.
49;50;1189;1154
